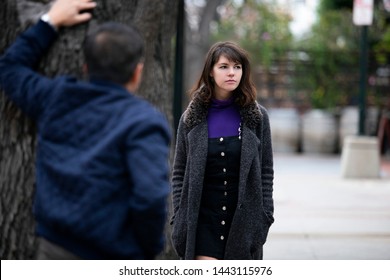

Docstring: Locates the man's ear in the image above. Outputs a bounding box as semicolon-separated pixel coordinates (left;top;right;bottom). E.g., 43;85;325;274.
131;62;144;88
124;62;144;92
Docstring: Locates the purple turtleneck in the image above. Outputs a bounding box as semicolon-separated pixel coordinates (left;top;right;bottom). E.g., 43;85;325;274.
207;97;241;138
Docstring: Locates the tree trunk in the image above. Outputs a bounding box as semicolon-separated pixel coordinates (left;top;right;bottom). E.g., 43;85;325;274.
0;0;178;259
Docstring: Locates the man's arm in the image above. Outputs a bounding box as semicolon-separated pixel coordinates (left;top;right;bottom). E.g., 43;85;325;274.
0;0;96;118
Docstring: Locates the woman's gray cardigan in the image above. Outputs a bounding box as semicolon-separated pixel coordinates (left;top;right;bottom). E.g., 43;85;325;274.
171;98;274;260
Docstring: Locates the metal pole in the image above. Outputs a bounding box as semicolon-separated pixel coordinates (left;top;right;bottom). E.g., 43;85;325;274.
173;0;185;132
358;25;368;135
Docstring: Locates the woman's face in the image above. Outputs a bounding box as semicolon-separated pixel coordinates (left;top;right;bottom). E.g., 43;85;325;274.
211;55;242;100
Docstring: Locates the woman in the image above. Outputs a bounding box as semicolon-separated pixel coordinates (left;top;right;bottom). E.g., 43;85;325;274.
171;41;274;260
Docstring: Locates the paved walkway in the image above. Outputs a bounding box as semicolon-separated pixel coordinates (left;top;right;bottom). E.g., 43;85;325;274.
264;153;390;260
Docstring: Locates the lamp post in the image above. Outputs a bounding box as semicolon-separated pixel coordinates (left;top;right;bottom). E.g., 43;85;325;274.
340;0;380;179
353;0;373;135
173;0;185;132
358;25;368;135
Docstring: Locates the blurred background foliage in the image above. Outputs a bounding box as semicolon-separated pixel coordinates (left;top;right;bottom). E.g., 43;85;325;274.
211;0;292;68
190;0;390;110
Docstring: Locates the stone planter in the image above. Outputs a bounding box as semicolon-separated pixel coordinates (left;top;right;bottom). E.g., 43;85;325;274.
340;136;380;178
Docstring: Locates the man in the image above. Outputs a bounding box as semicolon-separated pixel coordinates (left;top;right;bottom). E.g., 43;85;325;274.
0;0;171;259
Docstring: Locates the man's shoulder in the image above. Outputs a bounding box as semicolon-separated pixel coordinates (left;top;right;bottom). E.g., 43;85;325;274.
122;98;171;142
54;79;169;128
126;95;166;119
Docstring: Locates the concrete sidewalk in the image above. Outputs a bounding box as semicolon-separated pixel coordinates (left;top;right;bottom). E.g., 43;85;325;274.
264;153;390;260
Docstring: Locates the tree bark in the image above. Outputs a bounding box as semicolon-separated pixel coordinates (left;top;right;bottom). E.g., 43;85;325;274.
0;0;177;259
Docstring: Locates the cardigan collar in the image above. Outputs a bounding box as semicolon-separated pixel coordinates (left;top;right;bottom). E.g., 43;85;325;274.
183;95;262;130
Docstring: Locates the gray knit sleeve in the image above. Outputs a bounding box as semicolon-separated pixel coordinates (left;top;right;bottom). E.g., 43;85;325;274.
259;106;275;222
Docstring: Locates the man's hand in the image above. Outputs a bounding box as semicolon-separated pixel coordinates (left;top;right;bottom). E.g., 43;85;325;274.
48;0;97;28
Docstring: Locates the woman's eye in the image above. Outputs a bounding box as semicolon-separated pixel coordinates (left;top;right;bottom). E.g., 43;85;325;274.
235;65;242;69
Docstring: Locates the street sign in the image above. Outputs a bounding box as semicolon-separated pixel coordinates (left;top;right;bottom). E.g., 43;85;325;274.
353;0;374;26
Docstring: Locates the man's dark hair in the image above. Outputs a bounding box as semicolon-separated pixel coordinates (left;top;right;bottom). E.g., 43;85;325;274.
84;22;144;85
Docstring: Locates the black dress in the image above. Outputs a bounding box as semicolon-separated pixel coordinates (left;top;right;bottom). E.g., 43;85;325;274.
195;136;241;259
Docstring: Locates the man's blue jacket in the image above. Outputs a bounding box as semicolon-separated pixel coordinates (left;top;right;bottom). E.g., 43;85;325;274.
0;20;171;259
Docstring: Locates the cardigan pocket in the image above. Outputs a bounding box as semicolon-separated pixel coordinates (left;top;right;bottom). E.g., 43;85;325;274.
253;210;272;247
262;208;274;225
262;211;272;243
